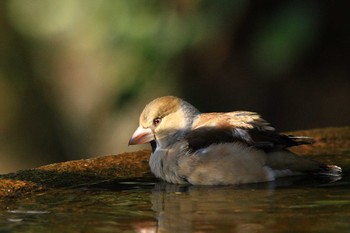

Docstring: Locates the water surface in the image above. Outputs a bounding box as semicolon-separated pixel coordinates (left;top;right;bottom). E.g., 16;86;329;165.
1;153;349;233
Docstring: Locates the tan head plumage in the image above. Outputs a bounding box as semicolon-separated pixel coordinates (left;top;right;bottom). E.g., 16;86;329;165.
139;96;182;128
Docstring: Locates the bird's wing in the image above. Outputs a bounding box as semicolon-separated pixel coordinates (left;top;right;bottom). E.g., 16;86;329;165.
186;111;313;152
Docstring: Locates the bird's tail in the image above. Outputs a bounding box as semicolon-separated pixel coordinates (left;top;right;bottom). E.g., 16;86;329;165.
287;135;315;146
267;150;342;179
318;164;342;177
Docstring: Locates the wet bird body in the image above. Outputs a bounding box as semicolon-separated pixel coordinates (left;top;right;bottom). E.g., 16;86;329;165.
129;96;341;185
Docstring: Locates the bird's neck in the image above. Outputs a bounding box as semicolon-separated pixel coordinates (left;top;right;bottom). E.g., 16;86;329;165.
154;106;200;150
155;130;187;149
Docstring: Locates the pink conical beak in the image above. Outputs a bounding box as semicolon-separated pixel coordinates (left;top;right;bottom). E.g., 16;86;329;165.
128;126;155;145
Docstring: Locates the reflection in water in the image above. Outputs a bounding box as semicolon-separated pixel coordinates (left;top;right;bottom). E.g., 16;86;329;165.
6;209;50;224
151;183;270;232
149;174;349;233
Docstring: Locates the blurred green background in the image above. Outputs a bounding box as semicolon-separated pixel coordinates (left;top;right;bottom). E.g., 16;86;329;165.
0;0;349;173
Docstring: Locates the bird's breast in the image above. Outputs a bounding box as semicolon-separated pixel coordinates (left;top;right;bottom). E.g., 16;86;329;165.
149;146;189;184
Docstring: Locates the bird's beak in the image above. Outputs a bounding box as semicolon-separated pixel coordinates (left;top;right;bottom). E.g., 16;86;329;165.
128;126;154;145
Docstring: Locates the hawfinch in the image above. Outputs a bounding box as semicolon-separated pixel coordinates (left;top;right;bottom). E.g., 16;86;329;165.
129;96;341;185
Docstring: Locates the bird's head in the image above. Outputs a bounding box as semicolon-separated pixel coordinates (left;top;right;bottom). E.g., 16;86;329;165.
129;96;200;149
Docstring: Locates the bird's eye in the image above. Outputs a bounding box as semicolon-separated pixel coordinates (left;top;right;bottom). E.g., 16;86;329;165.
153;117;162;126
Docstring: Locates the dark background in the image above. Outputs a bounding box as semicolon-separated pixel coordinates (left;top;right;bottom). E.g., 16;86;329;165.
0;0;349;173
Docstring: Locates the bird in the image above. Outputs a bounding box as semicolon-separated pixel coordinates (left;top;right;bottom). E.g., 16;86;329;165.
128;96;342;185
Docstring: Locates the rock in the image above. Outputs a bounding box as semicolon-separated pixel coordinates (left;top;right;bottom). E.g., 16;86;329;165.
0;150;151;198
286;127;350;155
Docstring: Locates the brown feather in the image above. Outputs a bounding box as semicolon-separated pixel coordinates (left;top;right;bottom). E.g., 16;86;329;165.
188;111;311;152
193;111;275;131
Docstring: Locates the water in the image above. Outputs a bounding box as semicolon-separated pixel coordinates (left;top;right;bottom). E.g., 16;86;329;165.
0;154;349;233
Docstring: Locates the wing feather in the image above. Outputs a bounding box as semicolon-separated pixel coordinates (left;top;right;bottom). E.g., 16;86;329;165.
187;111;313;152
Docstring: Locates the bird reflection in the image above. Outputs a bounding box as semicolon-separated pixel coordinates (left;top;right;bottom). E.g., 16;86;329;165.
149;182;274;232
146;175;344;233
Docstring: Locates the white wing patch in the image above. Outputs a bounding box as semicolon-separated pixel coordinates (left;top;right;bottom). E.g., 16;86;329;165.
272;169;302;178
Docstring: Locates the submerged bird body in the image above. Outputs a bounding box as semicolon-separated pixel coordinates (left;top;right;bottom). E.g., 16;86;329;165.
129;96;341;185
